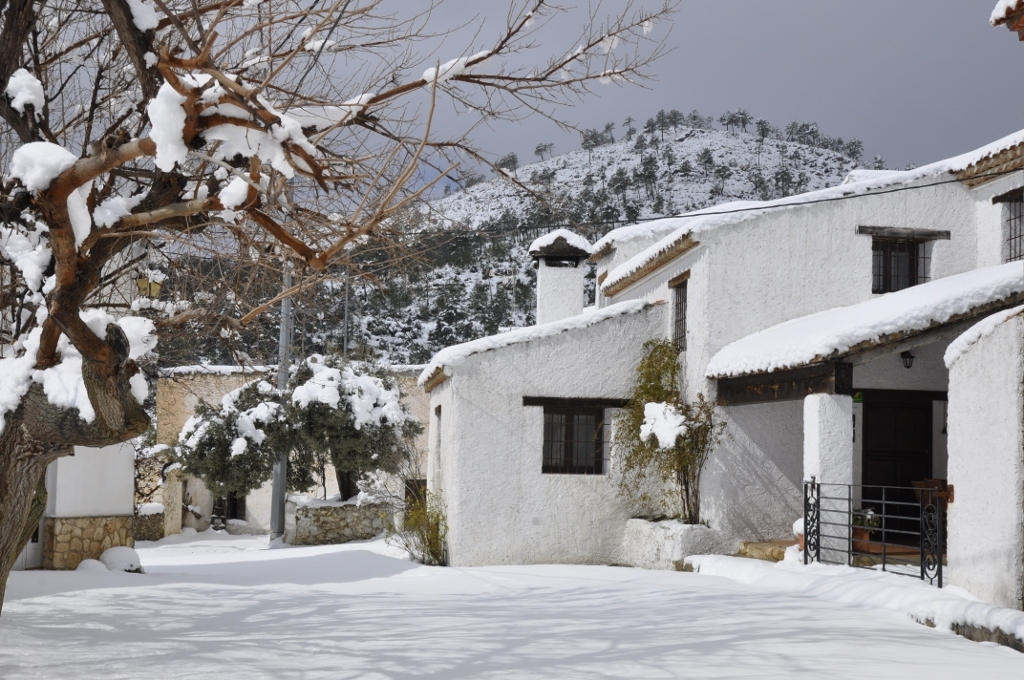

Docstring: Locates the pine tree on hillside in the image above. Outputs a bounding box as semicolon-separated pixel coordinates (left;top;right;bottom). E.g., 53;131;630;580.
622;116;637;141
496;152;519;174
735;109;752;133
609;167;631;208
697;147;715;179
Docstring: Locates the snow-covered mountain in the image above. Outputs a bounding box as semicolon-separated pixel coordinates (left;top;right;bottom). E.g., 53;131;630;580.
301;122;869;365
418;124;863;233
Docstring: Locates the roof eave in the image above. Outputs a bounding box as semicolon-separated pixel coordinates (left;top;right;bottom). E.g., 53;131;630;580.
708;290;1024;382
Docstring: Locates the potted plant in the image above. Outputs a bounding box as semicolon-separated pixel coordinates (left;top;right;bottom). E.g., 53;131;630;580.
852;508;881;553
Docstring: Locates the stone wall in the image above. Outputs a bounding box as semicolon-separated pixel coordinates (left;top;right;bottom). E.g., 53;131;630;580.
43;516;134;570
284;500;391;546
134;512;165;542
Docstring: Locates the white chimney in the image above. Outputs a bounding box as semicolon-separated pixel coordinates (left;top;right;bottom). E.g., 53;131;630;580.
528;229;593;325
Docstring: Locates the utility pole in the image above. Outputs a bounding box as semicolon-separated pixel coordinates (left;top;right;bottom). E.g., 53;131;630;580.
270;260;293;539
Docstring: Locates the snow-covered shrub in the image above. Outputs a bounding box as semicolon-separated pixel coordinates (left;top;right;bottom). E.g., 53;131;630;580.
75;559;108;573
175;354;420;501
615;340;724;524
99;547;143;573
175;379;286;498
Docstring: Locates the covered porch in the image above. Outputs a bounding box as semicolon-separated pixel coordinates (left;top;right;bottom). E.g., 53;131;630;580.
706;262;1024;589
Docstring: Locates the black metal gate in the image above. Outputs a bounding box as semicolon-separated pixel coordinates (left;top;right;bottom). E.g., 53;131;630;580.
803;479;949;587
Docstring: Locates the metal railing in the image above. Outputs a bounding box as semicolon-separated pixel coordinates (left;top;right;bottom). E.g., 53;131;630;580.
803;479;948;587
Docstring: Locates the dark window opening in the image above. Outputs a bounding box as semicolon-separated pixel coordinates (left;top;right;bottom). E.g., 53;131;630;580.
673;279;688;352
1005;198;1024;263
214;494;246;521
542;405;606;475
543;257;580;268
872;238;929;294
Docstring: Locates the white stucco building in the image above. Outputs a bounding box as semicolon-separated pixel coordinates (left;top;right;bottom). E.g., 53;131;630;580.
12;442;136;571
421;129;1024;610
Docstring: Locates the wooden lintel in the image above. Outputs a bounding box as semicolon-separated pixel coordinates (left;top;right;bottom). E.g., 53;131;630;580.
856;226;950;241
523;396;629;409
716;362;853;406
668;270;691;288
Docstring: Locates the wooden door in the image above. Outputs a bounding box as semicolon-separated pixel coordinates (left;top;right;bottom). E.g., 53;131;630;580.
861;390;938;543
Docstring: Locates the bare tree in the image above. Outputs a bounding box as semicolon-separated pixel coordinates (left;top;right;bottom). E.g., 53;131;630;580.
0;0;674;612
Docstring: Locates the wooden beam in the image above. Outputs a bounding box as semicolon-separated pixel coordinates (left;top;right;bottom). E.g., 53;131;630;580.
523;396;629;409
668;270;691;288
856;226;950;241
716;362;853;406
421;367;446;393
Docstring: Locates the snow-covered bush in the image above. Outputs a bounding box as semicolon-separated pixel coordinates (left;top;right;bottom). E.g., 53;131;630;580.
175;379;286;498
175;354;419;500
287;354;421;499
99;547;143;573
615;340;724;524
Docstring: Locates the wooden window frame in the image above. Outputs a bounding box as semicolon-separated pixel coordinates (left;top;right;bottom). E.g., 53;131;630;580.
670;271;689;353
871;237;929;294
525;397;617;475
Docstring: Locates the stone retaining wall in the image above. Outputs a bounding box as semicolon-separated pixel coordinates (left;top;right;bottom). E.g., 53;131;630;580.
284;501;390;546
43;516;134;570
134;512;165;542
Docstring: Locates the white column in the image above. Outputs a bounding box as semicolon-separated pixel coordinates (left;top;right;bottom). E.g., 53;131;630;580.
803;393;854;485
804;393;854;562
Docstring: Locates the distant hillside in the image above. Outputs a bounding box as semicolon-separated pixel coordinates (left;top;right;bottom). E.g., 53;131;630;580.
273;115;874;365
418;121;864;234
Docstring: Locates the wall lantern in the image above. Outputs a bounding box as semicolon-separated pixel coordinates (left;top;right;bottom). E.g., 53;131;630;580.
136;274;161;299
900;351;915;369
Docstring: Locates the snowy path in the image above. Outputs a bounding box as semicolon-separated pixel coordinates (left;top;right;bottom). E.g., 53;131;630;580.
2;534;1023;679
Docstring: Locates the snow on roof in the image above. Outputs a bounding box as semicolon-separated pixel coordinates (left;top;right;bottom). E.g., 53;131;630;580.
991;0;1023;25
528;229;592;257
943;304;1024;368
706;262;1024;379
590;218;688;260
840;169;904;186
419;299;658;388
600;129;1024;295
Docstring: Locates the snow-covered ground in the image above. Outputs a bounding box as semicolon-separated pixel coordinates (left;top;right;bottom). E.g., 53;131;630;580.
2;533;1023;679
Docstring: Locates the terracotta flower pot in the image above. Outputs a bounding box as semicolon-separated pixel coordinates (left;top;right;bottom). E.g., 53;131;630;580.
852;527;872;553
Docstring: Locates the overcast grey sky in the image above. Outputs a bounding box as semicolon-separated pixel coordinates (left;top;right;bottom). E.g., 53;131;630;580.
423;0;1024;171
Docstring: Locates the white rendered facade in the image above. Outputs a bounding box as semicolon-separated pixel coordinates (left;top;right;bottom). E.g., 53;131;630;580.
422;130;1024;608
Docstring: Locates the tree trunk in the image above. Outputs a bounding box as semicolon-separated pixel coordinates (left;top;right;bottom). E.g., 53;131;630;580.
336;469;360;501
17;468;49;552
0;415;64;614
0;324;150;616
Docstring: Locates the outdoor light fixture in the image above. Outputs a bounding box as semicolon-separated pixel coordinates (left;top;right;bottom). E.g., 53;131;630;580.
900;351;915;369
136;275;162;299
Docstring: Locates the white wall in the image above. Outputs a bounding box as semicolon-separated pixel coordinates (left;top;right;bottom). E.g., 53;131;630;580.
594;178;987;549
430;303;666;567
45;443;135;518
536;259;586;324
947;313;1024;610
704;401;804;544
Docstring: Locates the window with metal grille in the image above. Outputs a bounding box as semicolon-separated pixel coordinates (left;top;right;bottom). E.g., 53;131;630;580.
1005;198;1024;262
542;406;606;475
672;279;688;352
871;238;929;294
